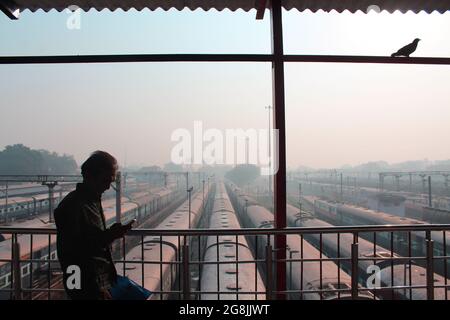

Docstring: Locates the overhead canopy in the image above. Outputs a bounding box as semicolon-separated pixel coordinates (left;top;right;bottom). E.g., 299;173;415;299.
1;0;450;19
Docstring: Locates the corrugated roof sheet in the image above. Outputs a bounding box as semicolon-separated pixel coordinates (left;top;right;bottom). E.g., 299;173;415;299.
6;0;450;14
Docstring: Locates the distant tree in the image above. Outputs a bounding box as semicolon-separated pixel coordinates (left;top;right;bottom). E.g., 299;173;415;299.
353;161;390;172
138;165;162;172
427;160;450;171
163;162;184;172
392;160;430;171
37;149;78;174
0;144;78;175
225;164;260;187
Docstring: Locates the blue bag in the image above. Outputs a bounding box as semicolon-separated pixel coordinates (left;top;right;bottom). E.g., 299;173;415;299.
109;275;152;300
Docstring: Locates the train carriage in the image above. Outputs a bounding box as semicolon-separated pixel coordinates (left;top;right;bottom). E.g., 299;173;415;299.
200;182;265;300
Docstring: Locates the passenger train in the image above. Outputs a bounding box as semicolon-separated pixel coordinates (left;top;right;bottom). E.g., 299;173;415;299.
115;185;212;300
0;181;158;222
200;182;265;300
286;203;448;299
226;184;373;300
0;187;178;299
304;196;450;277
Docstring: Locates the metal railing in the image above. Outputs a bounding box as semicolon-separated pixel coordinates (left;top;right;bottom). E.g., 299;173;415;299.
0;225;449;300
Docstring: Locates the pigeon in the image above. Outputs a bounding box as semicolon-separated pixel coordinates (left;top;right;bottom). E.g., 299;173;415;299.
391;38;421;57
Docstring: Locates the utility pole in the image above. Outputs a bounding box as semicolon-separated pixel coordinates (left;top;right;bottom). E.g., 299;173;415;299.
395;175;400;192
428;176;432;207
420;174;427;194
4;181;8;223
187;186;193;229
265;105;272;195
123;172;127;190
379;174;384;191
298;183;302;215
245;137;249;164
202;179;205;210
409;173;413;192
42;181;58;223
115;172;122;223
186;172;189;200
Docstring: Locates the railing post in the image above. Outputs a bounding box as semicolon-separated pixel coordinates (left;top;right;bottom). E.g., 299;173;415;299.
266;243;273;300
426;231;435;300
351;240;359;299
182;242;190;300
12;234;22;300
288;249;298;297
289;251;293;292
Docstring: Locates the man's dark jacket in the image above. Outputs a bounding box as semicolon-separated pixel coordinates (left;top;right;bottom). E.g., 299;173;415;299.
54;183;117;299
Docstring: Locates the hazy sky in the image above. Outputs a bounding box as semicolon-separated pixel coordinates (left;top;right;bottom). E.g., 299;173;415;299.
1;8;450;170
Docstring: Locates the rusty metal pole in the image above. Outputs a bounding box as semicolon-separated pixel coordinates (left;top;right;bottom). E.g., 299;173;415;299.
270;0;287;300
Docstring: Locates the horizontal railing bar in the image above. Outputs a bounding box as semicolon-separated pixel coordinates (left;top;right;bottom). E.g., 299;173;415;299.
1;224;450;235
5;256;439;266
114;259;266;265
355;285;444;291
355;256;429;262
284;55;450;65
1;54;450;66
1;259;59;263
0;54;273;64
20;288;66;292
273;284;450;294
4;255;444;265
280;289;351;294
193;291;267;294
275;257;426;263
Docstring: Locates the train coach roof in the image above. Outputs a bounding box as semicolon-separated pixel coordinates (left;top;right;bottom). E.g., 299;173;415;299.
341;202;426;225
246;205;273;223
0;196;33;206
0;233;53;262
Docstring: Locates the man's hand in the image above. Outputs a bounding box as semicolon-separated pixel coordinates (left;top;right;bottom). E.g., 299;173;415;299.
108;220;135;240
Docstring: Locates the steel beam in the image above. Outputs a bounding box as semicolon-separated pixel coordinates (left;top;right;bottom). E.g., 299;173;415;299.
270;0;286;300
0;0;20;19
256;0;267;20
2;54;450;65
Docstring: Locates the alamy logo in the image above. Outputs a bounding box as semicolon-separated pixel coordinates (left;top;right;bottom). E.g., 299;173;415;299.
66;265;81;290
171;121;279;175
366;265;381;289
366;5;381;13
66;5;81;30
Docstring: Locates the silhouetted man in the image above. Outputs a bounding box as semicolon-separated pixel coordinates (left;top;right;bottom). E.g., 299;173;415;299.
54;151;132;300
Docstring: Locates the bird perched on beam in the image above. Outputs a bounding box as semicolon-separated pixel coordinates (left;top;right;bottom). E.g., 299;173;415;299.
391;38;421;57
